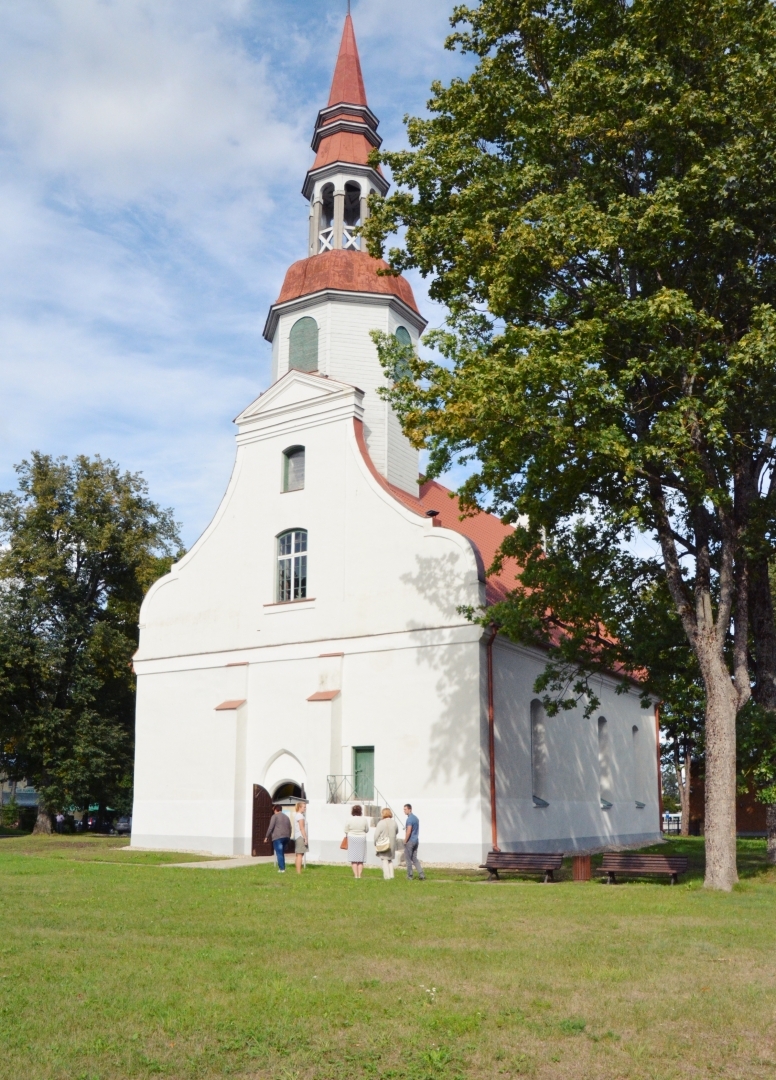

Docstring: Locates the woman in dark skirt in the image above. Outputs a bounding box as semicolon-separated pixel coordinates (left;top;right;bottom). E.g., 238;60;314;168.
343;804;369;878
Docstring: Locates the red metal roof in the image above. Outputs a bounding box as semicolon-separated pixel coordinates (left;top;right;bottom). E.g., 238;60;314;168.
353;419;519;605
312;128;374;171
328;15;367;107
275;249;419;312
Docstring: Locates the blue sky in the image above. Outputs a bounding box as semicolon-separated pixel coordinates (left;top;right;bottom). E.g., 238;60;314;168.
0;0;471;546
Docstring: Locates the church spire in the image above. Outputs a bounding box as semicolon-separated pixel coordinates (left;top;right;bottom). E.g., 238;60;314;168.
327;13;367;107
303;14;387;254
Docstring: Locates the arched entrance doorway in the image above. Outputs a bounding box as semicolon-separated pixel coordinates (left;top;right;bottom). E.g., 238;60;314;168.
251;785;274;857
272;782;303;800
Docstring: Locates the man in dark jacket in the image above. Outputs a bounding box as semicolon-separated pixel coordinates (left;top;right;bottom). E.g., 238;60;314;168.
265;805;292;872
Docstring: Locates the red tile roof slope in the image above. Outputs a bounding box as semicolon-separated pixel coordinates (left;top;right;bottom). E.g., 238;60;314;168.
353;419;519;605
416;480;520;604
312;129;374;170
328;14;367;106
275;249;419;313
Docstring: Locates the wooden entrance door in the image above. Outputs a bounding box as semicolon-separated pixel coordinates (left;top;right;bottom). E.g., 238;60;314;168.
251;784;274;857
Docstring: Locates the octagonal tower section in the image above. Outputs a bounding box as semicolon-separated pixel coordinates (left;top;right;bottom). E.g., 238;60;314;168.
262;14;427;496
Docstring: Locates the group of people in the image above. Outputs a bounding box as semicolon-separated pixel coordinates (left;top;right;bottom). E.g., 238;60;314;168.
343;803;424;880
264;800;424;881
264;800;308;873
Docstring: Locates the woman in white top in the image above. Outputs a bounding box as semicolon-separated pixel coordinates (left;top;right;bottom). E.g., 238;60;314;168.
343;804;369;878
373;807;399;880
293;801;308;874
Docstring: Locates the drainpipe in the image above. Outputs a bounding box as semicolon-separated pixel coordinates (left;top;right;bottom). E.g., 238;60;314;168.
655;702;664;832
486;624;500;852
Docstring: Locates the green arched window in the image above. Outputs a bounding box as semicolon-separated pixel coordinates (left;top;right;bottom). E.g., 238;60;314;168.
289;317;319;373
393;325;413;380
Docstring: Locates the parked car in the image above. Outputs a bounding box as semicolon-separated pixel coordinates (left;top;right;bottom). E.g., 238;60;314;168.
115;816;132;835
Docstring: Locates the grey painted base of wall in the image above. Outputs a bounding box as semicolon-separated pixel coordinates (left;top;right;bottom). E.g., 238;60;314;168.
499;832;663;854
131;834;662;864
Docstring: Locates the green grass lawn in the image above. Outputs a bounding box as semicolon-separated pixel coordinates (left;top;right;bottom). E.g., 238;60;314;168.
0;836;774;1080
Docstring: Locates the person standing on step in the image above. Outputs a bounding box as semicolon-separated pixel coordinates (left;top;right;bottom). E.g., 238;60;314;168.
265;804;292;872
403;804;425;880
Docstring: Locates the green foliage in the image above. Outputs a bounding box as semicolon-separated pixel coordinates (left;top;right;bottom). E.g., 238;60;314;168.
0;453;183;814
365;1;776;817
1;797;20;829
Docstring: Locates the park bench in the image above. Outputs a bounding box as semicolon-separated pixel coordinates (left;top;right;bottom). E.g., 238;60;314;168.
600;853;689;885
480;851;563;883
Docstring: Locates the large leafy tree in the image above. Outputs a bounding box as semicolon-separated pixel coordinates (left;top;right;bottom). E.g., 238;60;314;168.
0;454;182;830
365;0;776;888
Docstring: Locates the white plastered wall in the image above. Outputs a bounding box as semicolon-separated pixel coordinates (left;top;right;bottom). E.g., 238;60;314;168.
132;372;489;857
490;637;661;852
270;296;420;493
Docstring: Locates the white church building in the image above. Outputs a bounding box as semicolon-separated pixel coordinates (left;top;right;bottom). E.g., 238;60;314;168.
130;15;661;862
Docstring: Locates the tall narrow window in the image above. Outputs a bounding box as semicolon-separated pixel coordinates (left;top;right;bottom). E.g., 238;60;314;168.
343;181;361;249
319;183;335;251
282;446;305;492
289;317;318;373
598;717;613;808
632;725;646;807
530;699;549;806
393;325;413;380
277;529;307;602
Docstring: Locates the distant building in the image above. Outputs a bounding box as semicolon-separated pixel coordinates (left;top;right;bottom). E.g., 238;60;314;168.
0;778;38;808
130;15;662;861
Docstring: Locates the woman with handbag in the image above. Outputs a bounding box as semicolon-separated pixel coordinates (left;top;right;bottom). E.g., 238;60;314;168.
373;807;399;879
342;804;369;878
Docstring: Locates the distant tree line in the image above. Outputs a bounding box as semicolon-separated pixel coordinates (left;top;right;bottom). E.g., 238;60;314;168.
0;453;182;832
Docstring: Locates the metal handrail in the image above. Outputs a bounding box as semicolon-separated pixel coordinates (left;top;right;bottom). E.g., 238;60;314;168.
326;775;405;829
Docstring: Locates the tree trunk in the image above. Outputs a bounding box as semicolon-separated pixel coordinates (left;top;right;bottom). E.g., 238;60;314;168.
32;805;52;834
703;673;739;890
767;805;776;866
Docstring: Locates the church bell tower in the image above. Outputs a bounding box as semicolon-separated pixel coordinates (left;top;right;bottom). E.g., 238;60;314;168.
263;14;426;495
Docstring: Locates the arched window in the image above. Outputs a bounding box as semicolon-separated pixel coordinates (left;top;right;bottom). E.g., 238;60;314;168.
277;529;307;602
343;182;361;249
632;725;646;807
319;184;335;251
282;446;305;492
393;325;413;381
530;699;549;806
289;317;318;373
598;717;613;808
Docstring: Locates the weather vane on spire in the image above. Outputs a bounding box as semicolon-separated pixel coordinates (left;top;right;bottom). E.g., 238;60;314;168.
347;0;351;14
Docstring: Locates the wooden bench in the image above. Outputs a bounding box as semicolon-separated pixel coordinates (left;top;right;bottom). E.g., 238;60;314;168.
600;853;689;885
480;851;563;883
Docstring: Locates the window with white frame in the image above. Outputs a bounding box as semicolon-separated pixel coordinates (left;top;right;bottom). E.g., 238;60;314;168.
277;529;307;602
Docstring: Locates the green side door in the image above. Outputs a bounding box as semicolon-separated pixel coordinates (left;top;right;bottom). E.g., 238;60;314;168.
353;747;374;800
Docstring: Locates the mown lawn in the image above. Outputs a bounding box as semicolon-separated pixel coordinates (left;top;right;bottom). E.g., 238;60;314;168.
0;835;774;1080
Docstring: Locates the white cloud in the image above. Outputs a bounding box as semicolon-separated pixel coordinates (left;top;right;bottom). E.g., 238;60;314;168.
0;0;467;545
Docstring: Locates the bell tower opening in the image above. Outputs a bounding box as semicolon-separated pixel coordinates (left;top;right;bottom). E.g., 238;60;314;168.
319;184;335;252
343;182;362;249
